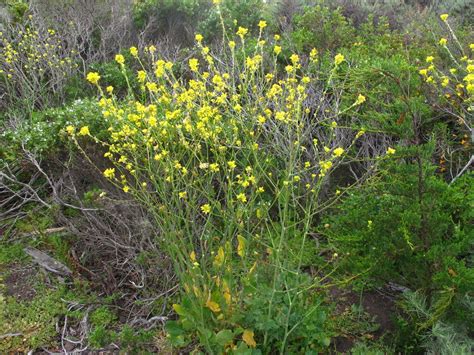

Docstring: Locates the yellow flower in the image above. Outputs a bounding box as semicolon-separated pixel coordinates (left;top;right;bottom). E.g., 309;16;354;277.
189;58;199;72
103;168;115;179
290;53;299;64
334;53;345;65
212;0;221;4
86;72;100;85
386;147;396;155
227;161;237;170
441;76;450;87
310;48;318;60
440;13;449;22
470;44;474;51
106;86;114;94
242;330;257;348
228;40;236;49
115;54;125;65
201;204;211;214
178;191;187;199
236;26;248;39
274;45;282;55
78;126;90;136
426;56;434;63
355;94;366;105
258;20;267;29
65;125;75;135
237;193;247;203
274;34;281;41
137;70;146;83
129;46;138;57
195;33;203;43
419;68;428;76
439;38;447;46
123;185;130;193
209;163;220;172
333;147;344;157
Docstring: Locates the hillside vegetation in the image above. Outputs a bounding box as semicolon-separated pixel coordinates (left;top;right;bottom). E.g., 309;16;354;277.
0;0;472;353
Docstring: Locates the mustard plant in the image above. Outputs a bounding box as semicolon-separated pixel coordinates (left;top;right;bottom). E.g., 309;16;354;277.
68;17;373;353
0;19;79;115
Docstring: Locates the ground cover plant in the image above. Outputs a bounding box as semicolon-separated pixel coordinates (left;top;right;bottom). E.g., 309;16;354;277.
0;0;472;353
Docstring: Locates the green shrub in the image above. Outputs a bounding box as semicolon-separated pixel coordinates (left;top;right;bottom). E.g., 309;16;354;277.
322;143;473;333
291;4;355;53
0;98;104;161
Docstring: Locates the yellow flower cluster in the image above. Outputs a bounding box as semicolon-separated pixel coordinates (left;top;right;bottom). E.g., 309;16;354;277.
0;25;78;91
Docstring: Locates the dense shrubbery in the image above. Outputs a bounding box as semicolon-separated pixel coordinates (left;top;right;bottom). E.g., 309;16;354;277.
0;0;472;353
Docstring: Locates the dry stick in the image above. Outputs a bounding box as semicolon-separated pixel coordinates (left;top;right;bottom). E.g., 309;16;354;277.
450;155;473;185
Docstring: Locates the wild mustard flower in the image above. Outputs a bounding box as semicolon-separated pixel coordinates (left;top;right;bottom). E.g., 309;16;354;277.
189;58;199;72
440;14;449;22
333;147;344;157
426;56;434;63
386;147;396;155
236;27;248;39
274;45;282;55
78;126;90;136
86;72;100;85
228;41;236;49
179;191;187;199
106;86;114;94
419;68;428;76
290;54;299;64
129;46;138;57
355;94;366;105
441;76;450;87
65;125;75;135
227;161;237;170
201;204;211;214
115;54;125;65
334;53;345;65
439;38;448;46
258;20;267;29
103;168;115;179
237;193;247;203
210;163;220;172
195;33;203;43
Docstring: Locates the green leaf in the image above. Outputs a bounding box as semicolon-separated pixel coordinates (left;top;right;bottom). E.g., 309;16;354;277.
165;320;184;337
215;329;234;346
